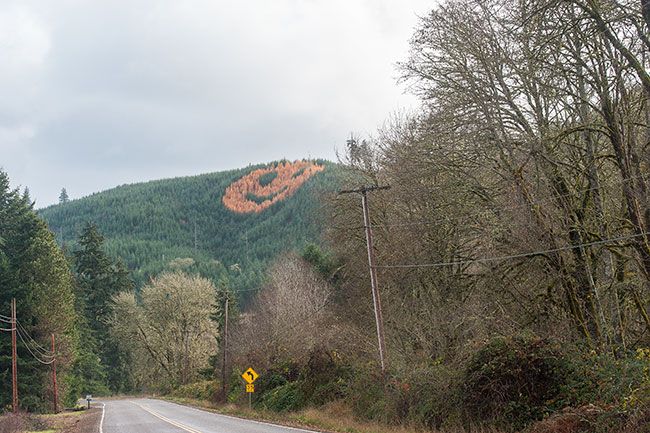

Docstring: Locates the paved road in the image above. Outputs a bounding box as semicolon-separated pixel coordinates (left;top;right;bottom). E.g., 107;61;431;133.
99;398;318;433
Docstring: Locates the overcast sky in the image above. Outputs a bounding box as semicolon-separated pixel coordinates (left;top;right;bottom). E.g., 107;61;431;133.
1;0;431;207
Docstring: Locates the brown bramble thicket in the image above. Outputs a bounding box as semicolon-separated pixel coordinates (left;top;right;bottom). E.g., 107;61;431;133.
223;160;324;213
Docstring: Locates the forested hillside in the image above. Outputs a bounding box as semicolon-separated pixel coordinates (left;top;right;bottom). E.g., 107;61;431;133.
40;160;340;294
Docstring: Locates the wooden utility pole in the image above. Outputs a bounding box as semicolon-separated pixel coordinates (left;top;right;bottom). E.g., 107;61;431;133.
183;328;190;386
221;297;229;400
11;298;18;412
339;185;390;375
194;221;198;252
51;334;58;413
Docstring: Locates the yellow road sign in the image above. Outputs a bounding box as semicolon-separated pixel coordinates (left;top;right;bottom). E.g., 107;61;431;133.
246;384;255;393
242;367;259;384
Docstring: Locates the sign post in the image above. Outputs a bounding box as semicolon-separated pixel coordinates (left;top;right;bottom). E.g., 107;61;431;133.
86;395;92;410
241;367;259;410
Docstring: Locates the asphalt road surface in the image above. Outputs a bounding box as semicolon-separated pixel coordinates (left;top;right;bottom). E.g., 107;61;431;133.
99;398;319;433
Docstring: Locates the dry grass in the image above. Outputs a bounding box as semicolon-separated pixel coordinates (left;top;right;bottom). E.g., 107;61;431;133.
296;401;508;433
0;409;99;433
295;401;432;433
0;414;28;433
163;397;507;433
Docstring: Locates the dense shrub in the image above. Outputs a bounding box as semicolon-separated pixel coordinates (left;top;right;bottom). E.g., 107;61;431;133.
620;348;650;432
171;380;219;401
345;368;391;422
260;382;304;412
561;348;649;408
461;335;571;429
345;362;461;429
251;350;352;412
254;360;301;394
402;363;461;430
524;347;650;432
299;349;351;406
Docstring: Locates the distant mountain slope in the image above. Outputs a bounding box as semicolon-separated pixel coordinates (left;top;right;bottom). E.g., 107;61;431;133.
40;160;341;296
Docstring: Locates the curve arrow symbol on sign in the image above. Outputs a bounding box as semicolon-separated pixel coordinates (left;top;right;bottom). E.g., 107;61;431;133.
242;367;259;384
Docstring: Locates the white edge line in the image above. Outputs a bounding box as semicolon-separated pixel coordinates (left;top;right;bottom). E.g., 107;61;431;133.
99;402;106;433
149;398;320;433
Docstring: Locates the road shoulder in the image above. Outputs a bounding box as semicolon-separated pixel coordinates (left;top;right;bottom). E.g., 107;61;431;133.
0;408;101;433
160;397;334;433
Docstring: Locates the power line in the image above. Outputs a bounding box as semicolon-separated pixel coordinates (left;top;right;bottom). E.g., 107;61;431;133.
339;174;648;230
2;315;57;358
16;320;54;357
17;327;55;365
17;326;55;359
4;299;59;412
375;232;650;269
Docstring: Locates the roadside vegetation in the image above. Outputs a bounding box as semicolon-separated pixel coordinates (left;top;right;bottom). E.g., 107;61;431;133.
0;410;99;433
1;0;648;432
166;0;650;431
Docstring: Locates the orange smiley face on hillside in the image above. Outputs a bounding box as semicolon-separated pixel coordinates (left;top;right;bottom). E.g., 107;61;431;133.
222;160;324;213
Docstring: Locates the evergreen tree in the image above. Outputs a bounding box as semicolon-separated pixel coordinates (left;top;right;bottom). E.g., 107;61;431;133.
65;323;109;403
23;187;32;205
75;223;113;329
72;222;134;393
58;188;69;204
0;170;77;412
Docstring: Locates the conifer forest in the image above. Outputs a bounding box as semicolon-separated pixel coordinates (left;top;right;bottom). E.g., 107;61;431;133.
1;1;649;432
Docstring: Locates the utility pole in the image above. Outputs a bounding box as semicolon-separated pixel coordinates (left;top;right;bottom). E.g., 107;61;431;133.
194;221;198;252
244;233;250;264
51;334;58;413
339;185;390;375
221;297;229;400
183;327;190;386
11;298;18;413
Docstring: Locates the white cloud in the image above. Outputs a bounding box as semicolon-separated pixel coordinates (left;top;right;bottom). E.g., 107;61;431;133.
0;124;35;147
0;5;50;70
0;0;433;206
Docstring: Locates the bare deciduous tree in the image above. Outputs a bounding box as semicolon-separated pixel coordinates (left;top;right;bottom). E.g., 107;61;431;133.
232;255;350;369
331;0;648;368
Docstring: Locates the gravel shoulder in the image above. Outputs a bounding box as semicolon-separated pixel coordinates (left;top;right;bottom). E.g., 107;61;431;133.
0;408;101;433
52;407;102;433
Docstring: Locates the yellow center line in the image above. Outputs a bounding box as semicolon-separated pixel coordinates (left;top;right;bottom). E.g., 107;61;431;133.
132;402;203;433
